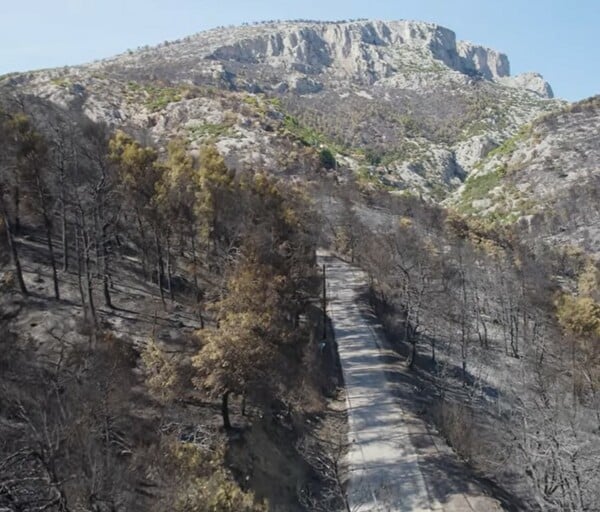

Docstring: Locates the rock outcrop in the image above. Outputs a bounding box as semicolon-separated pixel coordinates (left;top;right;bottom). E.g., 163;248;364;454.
456;41;510;80
499;72;555;98
454;135;498;175
96;19;553;98
197;20;547;93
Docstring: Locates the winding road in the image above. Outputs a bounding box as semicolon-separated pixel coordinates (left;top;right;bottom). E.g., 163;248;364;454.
318;251;505;512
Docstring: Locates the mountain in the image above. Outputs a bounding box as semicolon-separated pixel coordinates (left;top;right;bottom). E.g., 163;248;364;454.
1;19;560;198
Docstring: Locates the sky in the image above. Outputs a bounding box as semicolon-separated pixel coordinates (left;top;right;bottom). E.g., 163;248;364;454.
0;0;598;101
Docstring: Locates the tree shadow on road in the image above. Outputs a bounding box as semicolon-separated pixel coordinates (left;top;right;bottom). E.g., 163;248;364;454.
339;287;528;512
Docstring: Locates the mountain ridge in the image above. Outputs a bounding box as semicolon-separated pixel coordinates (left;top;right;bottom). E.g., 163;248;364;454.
93;19;552;98
1;19;561;198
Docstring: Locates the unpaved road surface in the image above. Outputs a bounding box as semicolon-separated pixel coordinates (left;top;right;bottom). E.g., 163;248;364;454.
319;251;506;512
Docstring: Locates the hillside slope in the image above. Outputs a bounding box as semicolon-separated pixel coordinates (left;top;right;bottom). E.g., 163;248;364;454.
450;96;600;255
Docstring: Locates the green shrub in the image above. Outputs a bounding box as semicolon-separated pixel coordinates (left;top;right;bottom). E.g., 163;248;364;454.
319;148;336;169
364;148;383;165
146;87;183;111
457;165;507;213
188;122;232;139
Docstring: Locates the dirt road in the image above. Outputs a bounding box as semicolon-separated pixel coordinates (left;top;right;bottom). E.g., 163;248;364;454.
319;251;505;512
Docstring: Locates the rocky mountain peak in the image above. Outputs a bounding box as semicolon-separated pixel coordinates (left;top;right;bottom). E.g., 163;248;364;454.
175;19;549;96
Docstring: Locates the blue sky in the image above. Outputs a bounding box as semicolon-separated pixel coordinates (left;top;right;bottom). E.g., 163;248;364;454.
1;0;597;101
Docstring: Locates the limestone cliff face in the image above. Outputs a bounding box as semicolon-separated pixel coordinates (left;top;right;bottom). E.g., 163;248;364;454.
456;41;510;80
197;20;548;95
88;19;554;103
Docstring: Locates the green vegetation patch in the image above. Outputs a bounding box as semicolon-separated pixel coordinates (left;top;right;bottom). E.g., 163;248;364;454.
457;165;507;214
355;167;394;191
473;124;533;171
125;81;202;112
188;122;233;139
455;166;540;228
458;95;512;140
145;86;183;112
282;114;347;154
489;125;531;159
0;72;19;82
375;140;429;169
50;77;73;88
533;95;599;130
283;115;327;147
241;94;283;118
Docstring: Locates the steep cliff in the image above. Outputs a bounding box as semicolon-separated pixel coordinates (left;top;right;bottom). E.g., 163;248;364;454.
97;20;549;94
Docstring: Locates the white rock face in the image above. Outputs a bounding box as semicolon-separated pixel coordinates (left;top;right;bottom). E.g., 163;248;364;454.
499;72;554;98
457;41;510;79
288;75;323;94
195;20;548;92
89;19;554;106
454;135;498;174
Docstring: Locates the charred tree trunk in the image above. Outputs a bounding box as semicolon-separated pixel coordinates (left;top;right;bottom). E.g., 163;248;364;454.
403;304;416;369
191;228;202;305
460;276;469;385
241;392;247;417
93;209;102;278
222;390;231;430
166;230;174;301
135;210;148;279
408;334;417;370
34;173;60;299
178;229;185;257
58;168;69;271
75;224;87;318
101;221;112;309
0;196;27;294
43;211;60;300
154;227;166;306
80;211;97;333
510;307;520;358
61;205;69;271
13;180;20;235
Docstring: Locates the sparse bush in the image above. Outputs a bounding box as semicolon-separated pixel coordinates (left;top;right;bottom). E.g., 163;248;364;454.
158;439;267;512
0;270;16;291
456;165;507;213
188;122;232;139
142;338;183;404
175;469;267;512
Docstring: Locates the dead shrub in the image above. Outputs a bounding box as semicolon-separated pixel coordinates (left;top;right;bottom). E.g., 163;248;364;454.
433;398;478;462
0;270;16;291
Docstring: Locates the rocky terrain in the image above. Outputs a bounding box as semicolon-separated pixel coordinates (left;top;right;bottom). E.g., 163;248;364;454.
2;19;561;198
450;96;600;256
